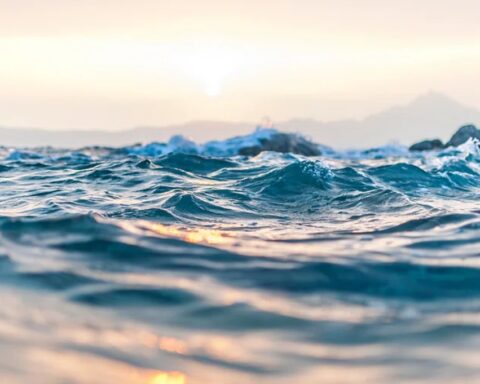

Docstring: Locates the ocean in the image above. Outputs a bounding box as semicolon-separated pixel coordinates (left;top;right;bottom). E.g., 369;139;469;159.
1;129;480;383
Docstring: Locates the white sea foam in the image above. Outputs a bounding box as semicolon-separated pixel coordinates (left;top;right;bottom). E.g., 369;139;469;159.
126;127;301;157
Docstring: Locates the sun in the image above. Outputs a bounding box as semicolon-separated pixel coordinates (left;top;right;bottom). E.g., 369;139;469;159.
204;80;221;98
180;43;241;97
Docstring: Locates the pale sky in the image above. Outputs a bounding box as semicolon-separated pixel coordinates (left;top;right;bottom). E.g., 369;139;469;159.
0;0;479;131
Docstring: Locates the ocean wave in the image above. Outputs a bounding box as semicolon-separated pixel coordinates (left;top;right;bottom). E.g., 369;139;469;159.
2;129;480;383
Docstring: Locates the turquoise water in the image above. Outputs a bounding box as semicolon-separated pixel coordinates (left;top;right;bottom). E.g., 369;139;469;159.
1;132;480;383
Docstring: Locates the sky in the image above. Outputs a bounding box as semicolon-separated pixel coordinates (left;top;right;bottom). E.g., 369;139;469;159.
0;0;479;131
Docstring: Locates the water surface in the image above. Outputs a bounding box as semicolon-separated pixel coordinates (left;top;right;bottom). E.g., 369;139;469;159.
1;132;480;383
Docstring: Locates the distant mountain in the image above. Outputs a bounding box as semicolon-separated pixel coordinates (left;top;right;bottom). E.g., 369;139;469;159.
0;121;255;149
279;92;480;148
1;92;479;149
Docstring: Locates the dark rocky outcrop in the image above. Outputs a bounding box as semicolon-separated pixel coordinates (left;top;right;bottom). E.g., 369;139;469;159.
409;124;480;151
445;124;480;147
409;139;444;152
238;132;322;157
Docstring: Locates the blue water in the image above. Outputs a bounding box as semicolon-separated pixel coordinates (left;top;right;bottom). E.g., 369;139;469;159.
1;131;480;383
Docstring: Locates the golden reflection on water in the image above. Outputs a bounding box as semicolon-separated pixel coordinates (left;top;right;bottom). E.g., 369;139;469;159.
147;371;187;384
144;222;228;245
114;218;229;245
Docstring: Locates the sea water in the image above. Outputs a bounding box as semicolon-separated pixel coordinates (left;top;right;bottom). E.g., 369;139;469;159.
1;130;480;383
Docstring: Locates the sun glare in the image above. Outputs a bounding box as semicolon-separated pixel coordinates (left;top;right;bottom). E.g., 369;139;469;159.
205;81;221;98
179;43;242;97
0;37;263;101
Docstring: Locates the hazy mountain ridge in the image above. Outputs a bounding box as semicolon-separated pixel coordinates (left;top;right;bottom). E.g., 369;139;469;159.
280;92;480;148
1;92;479;149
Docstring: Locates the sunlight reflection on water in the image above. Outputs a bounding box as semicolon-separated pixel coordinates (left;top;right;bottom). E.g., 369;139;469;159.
2;140;480;383
148;371;187;384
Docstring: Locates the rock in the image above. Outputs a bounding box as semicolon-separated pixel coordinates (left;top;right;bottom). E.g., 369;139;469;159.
238;132;322;157
409;124;480;151
409;139;444;151
445;124;480;147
